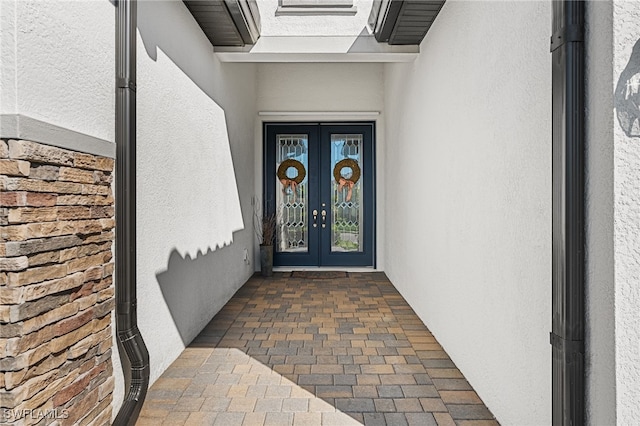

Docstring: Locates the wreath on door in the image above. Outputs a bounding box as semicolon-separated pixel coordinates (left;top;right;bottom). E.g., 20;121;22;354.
277;159;306;201
333;159;360;202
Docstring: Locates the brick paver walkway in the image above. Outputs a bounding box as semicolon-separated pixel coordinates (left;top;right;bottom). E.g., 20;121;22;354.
137;272;498;426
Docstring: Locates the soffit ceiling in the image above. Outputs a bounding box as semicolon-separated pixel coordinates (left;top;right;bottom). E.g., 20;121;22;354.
184;0;445;48
183;0;260;47
370;0;446;45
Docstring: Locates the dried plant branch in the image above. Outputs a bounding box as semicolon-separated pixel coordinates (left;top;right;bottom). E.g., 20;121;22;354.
261;213;277;246
254;199;278;246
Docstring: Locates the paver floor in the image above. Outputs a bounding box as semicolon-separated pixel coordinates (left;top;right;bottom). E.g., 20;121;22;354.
137;272;498;426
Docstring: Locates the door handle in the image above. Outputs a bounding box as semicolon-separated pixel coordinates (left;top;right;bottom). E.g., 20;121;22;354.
312;209;318;228
321;210;327;228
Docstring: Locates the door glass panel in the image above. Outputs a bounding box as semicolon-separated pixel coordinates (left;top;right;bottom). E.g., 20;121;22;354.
276;135;308;253
330;134;363;252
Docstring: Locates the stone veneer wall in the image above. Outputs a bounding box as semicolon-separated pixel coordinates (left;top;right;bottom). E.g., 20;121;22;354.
0;139;115;425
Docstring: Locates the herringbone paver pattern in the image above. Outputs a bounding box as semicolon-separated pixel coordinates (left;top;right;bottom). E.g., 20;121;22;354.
137;272;498;425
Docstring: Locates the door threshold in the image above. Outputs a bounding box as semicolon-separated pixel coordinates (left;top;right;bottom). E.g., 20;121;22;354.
273;266;379;273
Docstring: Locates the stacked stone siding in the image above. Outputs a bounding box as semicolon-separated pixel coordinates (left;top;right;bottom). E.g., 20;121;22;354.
1;140;115;425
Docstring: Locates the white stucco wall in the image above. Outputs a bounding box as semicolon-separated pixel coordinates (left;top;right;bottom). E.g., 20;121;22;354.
586;2;640;423
257;62;383;111
383;2;552;425
135;0;257;404
0;0;114;142
612;1;640;423
585;1;616;424
1;0;259;417
0;0;18;115
255;62;385;269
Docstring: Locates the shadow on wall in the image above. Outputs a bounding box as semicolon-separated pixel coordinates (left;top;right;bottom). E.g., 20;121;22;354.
137;0;239;113
156;238;250;346
136;0;254;232
615;38;640;138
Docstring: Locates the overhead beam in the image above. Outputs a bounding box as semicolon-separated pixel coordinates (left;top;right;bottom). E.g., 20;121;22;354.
369;0;445;45
184;0;261;47
214;35;419;63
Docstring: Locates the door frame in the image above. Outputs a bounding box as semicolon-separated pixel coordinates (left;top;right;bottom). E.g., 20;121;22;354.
262;121;377;268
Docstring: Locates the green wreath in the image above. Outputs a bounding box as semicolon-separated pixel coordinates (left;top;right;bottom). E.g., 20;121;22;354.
277;159;306;184
333;158;361;184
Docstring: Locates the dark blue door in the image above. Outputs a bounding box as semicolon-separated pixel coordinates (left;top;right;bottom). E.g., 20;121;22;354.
264;123;375;267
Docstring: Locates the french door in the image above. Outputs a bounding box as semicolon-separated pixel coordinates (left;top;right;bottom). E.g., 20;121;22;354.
264;123;375;267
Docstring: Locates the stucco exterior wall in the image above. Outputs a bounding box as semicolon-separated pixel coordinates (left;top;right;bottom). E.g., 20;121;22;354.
612;1;640;423
0;0;114;142
383;2;552;424
585;1;616;424
1;0;259;417
257;63;383;112
586;2;640;423
135;0;257;405
255;63;385;269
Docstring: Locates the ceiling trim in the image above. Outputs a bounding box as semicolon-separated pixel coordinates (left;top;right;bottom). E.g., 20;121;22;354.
215;35;419;62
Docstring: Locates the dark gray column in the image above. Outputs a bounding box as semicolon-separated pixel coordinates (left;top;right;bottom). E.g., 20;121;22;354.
114;0;150;424
550;1;585;425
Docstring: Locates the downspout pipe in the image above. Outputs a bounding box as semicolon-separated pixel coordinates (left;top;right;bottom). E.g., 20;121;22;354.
114;0;150;424
550;0;585;425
